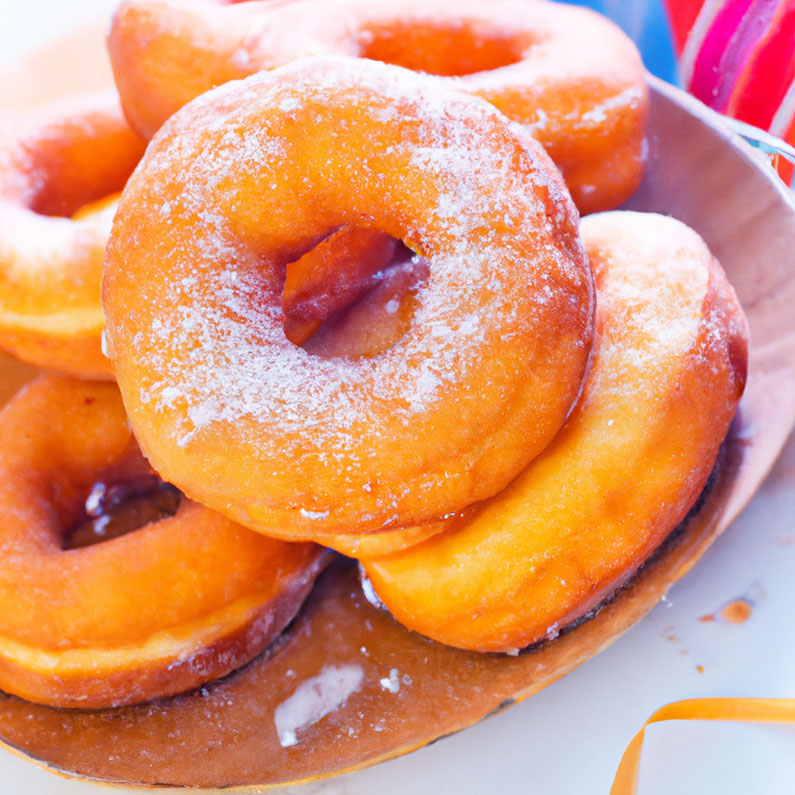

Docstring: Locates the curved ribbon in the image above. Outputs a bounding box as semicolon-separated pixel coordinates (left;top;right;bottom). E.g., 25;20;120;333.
611;697;795;794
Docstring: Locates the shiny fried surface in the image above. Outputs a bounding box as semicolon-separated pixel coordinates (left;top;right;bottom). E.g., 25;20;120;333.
364;212;748;652
0;375;325;707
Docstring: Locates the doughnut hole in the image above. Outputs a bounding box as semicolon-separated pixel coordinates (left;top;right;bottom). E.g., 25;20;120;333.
28;176;122;220
64;475;181;550
282;225;429;359
44;436;179;551
358;22;531;76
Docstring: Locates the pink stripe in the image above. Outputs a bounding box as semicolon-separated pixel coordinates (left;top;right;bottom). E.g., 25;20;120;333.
690;0;753;110
681;1;725;88
718;0;782;111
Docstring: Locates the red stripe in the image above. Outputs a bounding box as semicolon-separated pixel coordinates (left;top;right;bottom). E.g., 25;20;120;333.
716;0;781;110
664;0;707;52
731;1;795;128
782;96;795;141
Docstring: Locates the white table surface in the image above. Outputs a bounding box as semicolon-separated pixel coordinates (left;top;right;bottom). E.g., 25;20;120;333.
2;3;795;793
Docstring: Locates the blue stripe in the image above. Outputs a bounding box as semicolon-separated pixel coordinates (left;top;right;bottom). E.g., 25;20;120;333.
559;0;679;83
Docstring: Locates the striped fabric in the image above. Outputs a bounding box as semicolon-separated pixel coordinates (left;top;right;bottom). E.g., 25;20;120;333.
664;0;795;181
668;0;795;139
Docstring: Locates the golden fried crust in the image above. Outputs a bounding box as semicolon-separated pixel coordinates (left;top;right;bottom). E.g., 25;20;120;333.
0;98;145;378
107;0;647;212
103;58;593;537
0;375;326;707
363;212;748;652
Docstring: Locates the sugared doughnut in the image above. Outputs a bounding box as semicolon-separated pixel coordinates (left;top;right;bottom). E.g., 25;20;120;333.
362;212;748;653
0;96;145;378
107;0;648;213
102;57;594;538
0;375;326;708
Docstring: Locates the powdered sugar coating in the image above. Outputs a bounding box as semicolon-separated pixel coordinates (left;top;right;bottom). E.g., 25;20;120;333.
581;212;748;411
103;57;593;535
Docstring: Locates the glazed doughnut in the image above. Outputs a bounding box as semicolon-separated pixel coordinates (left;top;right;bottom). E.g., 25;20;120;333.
0;96;145;378
102;57;594;538
362;212;748;653
0;375;326;708
107;0;648;213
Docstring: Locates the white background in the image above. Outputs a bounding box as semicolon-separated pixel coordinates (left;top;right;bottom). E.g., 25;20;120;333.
2;3;795;793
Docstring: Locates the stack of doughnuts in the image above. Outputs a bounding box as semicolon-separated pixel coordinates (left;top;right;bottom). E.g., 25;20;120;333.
107;0;649;213
0;0;747;768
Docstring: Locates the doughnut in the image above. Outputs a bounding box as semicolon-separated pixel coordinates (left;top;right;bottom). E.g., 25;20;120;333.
102;56;594;538
288;123;567;362
107;0;648;213
0;375;326;708
0;96;145;379
362;211;748;653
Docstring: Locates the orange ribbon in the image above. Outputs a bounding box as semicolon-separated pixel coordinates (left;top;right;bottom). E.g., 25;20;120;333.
611;697;795;794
